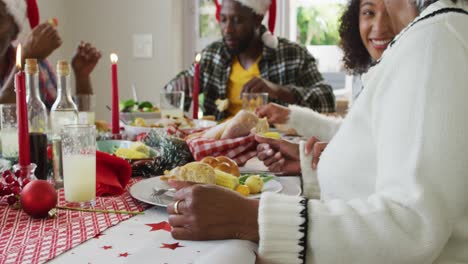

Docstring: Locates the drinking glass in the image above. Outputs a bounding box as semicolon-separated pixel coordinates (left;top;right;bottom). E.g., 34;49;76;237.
242;93;268;112
160;91;184;118
0;104;18;158
74;94;96;125
61;124;96;207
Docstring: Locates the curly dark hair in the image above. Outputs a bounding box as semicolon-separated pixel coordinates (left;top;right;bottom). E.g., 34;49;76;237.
339;0;462;74
339;0;371;75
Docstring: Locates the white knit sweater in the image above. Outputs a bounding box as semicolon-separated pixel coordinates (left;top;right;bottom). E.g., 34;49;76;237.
258;1;468;263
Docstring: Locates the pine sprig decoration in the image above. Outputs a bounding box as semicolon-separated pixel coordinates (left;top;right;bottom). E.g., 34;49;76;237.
141;130;194;175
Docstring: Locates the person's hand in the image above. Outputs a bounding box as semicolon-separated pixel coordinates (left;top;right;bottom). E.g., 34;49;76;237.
255;135;301;175
241;77;282;99
71;42;101;80
256;103;290;124
166;181;259;242
304;137;328;170
23;23;62;61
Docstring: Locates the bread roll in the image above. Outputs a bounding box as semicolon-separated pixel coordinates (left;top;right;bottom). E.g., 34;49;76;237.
201;122;228;140
255;117;269;134
200;156;218;167
164;162;216;184
200;156;240;177
95;120;109;132
221;110;258;139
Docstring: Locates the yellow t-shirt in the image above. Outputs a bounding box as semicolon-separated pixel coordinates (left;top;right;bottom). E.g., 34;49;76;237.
227;56;261;116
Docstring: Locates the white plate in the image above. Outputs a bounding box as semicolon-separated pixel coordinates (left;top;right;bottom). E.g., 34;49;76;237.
129;176;283;207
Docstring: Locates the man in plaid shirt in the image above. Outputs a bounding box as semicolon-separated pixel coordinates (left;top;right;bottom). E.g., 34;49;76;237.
165;0;335;120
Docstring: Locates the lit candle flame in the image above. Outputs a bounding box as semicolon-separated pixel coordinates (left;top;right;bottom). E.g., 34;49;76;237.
195;53;201;63
110;53;118;64
16;44;22;69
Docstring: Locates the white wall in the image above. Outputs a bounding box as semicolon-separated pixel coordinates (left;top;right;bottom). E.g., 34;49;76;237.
37;0;185;121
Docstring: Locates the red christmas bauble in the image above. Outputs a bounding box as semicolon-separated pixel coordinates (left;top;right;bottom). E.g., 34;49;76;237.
20;180;57;218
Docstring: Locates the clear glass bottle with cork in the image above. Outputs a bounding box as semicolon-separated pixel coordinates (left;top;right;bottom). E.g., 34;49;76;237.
50;60;78;188
25;58;48;180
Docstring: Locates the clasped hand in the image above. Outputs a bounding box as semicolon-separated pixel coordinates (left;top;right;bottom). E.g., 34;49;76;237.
166;181;259;242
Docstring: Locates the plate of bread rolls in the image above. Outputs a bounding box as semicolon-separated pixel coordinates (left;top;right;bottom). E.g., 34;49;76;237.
129;156;282;207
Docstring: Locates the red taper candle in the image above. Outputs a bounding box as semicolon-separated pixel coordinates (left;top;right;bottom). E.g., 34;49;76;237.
15;44;30;166
192;53;201;119
110;53;120;135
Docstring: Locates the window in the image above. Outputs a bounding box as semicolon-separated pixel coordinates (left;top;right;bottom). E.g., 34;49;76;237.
196;0;220;52
289;0;349;97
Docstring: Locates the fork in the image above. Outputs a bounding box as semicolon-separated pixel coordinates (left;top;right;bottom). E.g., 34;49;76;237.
151;187;176;197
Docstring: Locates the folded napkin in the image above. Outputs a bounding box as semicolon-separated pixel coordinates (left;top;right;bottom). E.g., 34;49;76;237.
96;151;132;196
186;134;258;166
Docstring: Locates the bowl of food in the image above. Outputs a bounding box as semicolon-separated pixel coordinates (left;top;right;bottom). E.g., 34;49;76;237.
119;99;161;123
97;140;159;161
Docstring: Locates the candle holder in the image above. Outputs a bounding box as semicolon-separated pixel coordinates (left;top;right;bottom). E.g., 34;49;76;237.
111;133;123;140
12;163;38;184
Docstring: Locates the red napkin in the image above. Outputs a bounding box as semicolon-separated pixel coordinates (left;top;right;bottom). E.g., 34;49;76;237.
96;151;132;196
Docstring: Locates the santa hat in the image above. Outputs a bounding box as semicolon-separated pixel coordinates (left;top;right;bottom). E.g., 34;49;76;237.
214;0;278;49
2;0;40;33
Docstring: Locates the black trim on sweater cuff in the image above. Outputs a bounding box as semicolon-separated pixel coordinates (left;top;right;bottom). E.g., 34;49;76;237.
298;198;309;264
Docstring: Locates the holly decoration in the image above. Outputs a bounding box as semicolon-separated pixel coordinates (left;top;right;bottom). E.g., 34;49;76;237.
0;169;32;207
1;167;57;218
20;180;57;218
140;130;194;176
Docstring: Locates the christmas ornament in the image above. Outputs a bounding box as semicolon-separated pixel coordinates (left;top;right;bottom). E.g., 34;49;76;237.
20;180;57;218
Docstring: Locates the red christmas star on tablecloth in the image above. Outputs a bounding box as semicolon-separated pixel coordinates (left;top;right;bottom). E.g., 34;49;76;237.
119;252;130;257
160;242;184;250
93;233;104;239
146;221;172;232
102;246;112;250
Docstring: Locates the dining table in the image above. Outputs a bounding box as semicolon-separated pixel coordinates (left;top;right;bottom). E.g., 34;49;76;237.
1;158;302;264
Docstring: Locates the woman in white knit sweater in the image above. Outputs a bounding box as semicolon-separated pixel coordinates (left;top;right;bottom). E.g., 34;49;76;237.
166;0;468;263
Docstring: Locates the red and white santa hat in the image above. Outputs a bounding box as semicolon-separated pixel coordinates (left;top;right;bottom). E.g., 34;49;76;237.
2;0;40;34
214;0;278;49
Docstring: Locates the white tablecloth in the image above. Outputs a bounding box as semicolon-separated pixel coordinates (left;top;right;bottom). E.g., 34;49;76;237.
48;177;301;264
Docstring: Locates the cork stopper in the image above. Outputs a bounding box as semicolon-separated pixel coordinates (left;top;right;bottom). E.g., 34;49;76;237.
56;60;70;76
25;59;38;74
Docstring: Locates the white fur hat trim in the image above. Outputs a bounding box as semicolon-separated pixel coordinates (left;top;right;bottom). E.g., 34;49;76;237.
233;0;271;15
262;30;278;49
2;0;27;32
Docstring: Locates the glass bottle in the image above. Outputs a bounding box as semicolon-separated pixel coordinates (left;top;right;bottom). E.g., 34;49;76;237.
50;60;78;188
25;59;48;180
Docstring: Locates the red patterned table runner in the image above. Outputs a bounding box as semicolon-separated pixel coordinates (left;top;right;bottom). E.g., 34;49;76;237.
0;179;147;264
